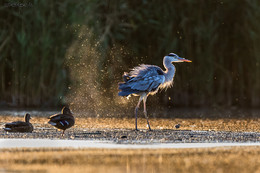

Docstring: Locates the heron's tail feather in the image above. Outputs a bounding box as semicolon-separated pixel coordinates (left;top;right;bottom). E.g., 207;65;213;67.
122;72;133;82
118;82;137;96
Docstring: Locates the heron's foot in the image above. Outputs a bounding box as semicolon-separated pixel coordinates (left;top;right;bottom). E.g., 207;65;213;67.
135;128;140;131
147;124;152;131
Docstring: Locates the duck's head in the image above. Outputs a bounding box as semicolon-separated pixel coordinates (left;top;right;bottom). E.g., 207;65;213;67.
61;106;72;115
24;113;31;123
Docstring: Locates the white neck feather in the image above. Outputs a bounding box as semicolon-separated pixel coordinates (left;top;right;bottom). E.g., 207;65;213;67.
162;56;176;88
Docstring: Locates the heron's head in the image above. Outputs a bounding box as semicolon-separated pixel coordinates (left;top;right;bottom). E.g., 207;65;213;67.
165;53;192;63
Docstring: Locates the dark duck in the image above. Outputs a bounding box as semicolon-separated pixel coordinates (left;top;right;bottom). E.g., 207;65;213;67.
48;107;75;136
4;113;33;132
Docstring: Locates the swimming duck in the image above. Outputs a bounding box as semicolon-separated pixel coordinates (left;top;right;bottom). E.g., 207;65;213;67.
48;107;75;136
4;113;33;132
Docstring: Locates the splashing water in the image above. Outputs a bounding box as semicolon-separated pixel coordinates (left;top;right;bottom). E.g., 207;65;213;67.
64;26;136;118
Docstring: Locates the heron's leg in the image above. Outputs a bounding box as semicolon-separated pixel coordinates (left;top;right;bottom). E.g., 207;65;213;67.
143;95;151;131
135;96;143;131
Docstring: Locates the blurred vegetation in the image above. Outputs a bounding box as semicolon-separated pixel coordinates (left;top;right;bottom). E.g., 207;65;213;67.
1;0;260;109
0;1;84;106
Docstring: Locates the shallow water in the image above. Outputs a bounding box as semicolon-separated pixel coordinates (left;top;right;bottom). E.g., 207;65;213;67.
0;138;260;149
0;109;57;117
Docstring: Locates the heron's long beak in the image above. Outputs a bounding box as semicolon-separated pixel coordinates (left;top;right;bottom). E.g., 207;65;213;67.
181;58;192;62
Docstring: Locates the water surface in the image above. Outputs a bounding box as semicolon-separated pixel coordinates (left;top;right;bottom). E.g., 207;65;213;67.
0;138;260;149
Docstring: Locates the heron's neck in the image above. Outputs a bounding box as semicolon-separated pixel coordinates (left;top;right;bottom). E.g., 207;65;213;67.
163;59;176;83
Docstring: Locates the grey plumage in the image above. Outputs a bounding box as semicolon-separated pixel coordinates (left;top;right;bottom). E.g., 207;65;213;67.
118;53;191;130
119;65;165;96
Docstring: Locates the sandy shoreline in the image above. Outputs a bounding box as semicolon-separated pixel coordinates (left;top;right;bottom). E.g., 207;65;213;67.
0;116;260;172
0;116;259;144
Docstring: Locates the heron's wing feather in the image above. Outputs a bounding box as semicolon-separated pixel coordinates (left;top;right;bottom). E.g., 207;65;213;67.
130;65;163;77
128;65;165;92
131;75;165;91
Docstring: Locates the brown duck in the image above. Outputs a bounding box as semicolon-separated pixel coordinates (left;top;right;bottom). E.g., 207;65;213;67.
4;113;33;132
48;107;75;136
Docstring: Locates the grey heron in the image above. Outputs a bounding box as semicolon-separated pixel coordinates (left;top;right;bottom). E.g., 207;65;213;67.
118;53;191;131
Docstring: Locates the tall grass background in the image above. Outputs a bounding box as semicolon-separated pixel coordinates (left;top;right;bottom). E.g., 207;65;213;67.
1;1;260;113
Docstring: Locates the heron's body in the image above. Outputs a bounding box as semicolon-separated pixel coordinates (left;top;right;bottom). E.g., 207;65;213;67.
118;53;191;130
48;107;75;136
4;114;33;133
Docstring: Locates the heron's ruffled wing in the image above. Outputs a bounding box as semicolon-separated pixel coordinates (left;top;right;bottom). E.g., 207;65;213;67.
130;64;163;77
128;65;165;92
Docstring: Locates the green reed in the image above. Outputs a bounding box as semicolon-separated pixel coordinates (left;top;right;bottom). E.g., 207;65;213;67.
1;0;260;108
0;1;84;106
79;0;260;108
